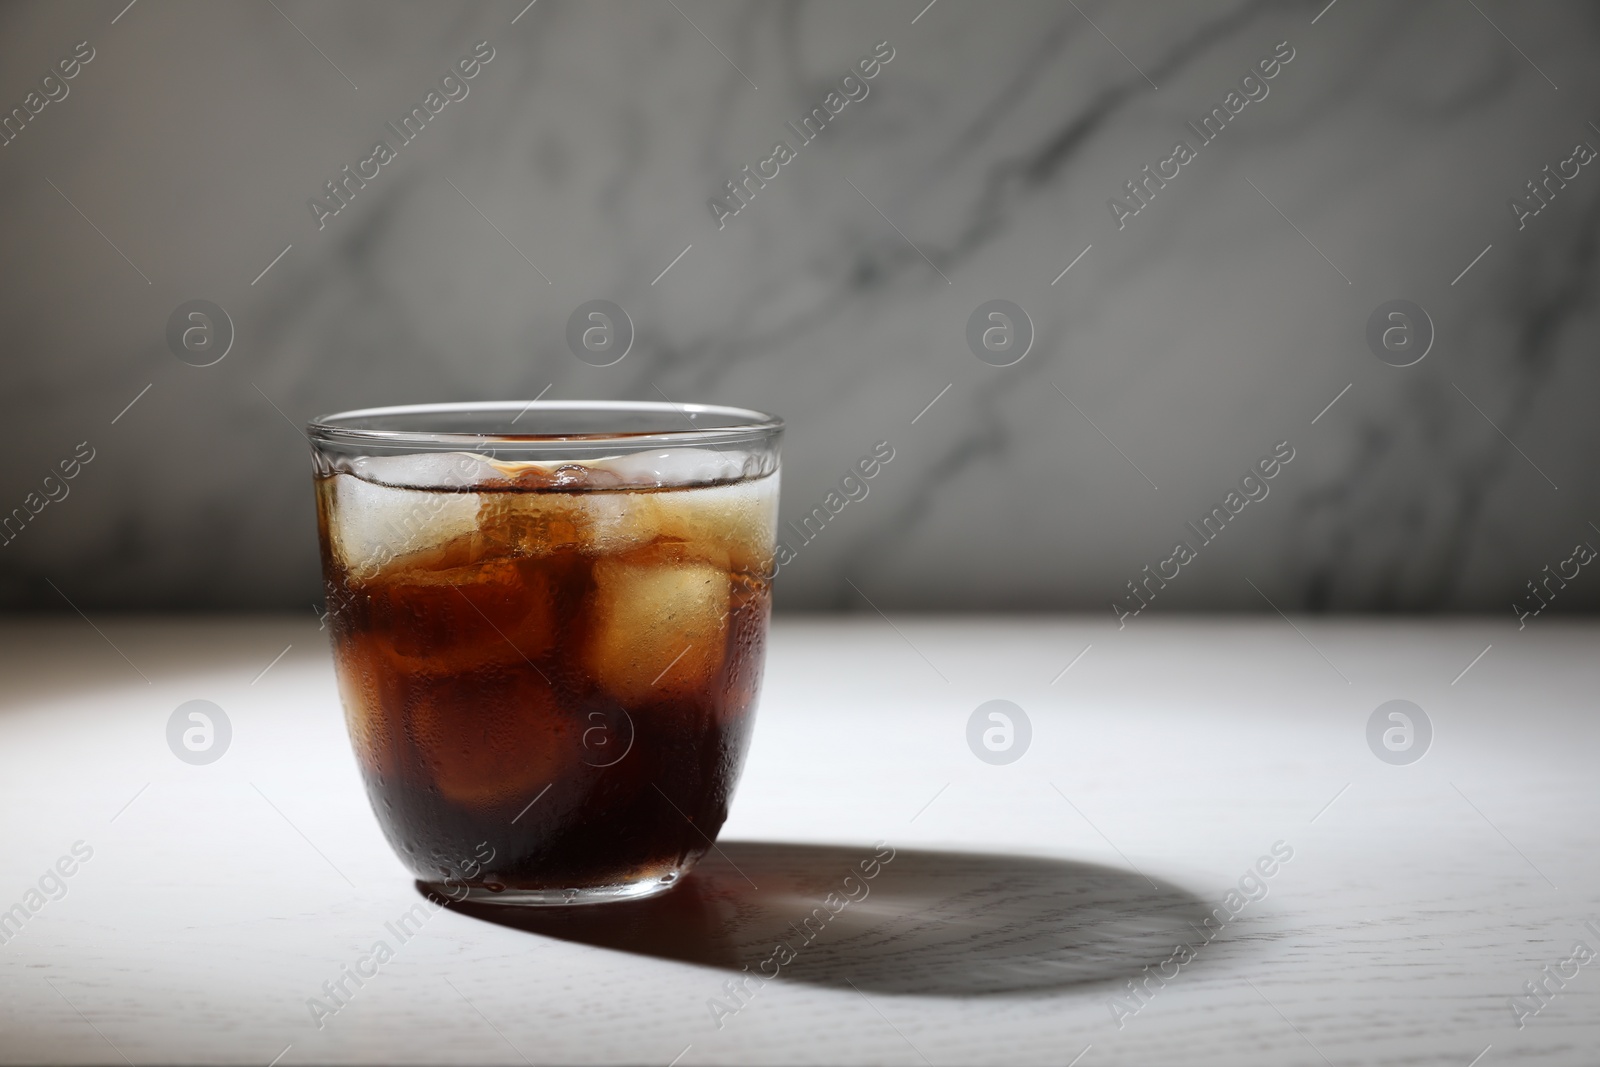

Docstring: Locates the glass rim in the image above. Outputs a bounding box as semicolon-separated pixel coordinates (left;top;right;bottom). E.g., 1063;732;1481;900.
307;400;784;452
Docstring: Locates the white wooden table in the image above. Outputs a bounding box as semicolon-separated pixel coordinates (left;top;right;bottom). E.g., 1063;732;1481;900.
1;615;1595;1065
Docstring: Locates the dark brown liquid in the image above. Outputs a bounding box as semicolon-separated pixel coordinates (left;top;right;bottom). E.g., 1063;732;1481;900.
315;471;772;895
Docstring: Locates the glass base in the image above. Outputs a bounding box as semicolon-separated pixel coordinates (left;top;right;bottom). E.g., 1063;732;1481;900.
421;866;686;907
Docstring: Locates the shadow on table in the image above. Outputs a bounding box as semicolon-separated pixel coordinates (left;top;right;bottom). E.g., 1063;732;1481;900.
434;841;1217;995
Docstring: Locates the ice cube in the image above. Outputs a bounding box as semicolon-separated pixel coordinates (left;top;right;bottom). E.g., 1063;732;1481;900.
478;447;748;489
474;491;641;558
324;473;481;580
636;472;779;574
379;557;559;671
582;554;730;704
406;668;576;810
475;493;587;558
601;448;750;487
350;451;504;489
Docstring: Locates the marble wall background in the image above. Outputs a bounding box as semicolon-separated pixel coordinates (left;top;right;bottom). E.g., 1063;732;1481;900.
1;0;1597;615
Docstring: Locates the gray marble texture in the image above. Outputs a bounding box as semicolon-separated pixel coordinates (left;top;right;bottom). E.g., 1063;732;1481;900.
0;0;1597;614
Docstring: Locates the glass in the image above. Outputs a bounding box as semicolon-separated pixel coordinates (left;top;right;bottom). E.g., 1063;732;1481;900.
307;401;782;905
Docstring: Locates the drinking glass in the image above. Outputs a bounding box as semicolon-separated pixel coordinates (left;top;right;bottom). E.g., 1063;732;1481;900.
307;401;781;904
